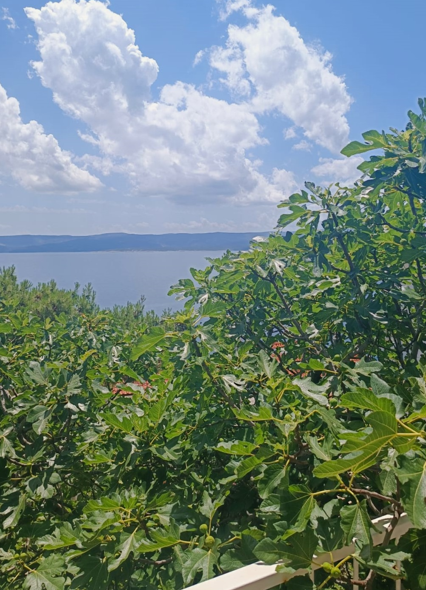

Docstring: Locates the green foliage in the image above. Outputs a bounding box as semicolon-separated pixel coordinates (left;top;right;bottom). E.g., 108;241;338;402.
2;102;426;589
0;266;162;329
0;266;100;319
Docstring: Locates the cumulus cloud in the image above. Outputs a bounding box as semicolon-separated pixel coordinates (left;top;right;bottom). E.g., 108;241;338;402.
24;0;355;205
26;0;158;128
25;0;299;204
292;140;312;152
209;2;352;153
311;156;364;186
1;7;17;29
0;83;102;193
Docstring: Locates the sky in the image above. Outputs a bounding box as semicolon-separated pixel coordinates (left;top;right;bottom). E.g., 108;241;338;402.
1;0;426;236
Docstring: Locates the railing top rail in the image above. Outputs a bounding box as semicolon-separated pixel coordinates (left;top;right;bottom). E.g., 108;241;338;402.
185;513;412;590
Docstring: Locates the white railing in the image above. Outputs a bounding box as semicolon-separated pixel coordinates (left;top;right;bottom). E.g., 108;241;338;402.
186;513;413;590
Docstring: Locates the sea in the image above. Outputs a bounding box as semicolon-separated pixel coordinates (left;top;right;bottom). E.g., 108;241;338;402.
0;251;225;314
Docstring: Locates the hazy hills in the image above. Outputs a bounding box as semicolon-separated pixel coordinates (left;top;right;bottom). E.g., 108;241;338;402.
0;232;270;253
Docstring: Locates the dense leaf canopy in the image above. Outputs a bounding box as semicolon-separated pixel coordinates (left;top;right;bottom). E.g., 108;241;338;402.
1;102;426;589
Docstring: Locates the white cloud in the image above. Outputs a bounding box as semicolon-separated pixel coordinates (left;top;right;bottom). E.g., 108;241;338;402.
209;3;352;152
292;140;312;152
311;156;364;186
0;83;102;193
26;0;158;126
26;0;297;205
2;7;17;29
270;168;298;194
217;0;253;21
284;126;297;140
209;44;251;96
193;50;205;66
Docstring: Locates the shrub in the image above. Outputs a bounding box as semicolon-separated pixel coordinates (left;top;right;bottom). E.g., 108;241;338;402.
1;102;426;589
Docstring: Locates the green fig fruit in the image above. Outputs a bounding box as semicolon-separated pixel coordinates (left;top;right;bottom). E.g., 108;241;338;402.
204;535;215;549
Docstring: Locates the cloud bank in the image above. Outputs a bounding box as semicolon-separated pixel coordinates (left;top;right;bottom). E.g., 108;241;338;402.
0;83;101;193
24;0;354;204
311;155;364;186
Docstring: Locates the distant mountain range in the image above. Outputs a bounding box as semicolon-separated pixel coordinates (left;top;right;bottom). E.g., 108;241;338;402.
0;232;270;253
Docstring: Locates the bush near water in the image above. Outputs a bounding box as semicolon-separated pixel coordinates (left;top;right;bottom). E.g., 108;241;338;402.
1;103;426;589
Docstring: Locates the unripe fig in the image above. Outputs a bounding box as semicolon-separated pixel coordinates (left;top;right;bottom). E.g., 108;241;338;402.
322;562;333;573
330;567;341;579
204;535;215;549
199;524;208;533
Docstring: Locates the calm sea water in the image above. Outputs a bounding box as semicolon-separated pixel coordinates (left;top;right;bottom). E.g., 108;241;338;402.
0;251;224;313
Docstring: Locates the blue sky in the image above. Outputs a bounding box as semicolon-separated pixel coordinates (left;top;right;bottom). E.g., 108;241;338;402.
1;0;425;235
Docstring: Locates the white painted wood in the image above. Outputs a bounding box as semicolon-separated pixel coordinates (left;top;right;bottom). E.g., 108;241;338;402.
183;562;287;590
185;514;412;590
353;558;359;590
